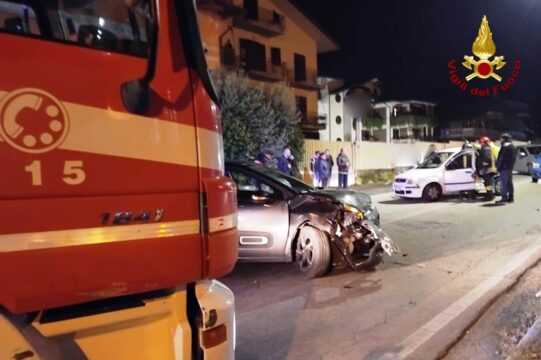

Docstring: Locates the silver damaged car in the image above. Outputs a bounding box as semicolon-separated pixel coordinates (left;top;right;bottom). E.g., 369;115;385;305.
226;161;398;278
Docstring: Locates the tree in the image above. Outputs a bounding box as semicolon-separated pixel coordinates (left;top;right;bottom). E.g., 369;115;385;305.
213;70;305;169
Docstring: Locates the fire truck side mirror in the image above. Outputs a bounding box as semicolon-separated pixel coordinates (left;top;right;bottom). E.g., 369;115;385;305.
122;6;159;115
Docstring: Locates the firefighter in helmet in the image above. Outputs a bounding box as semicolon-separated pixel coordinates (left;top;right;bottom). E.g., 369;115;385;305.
477;136;498;200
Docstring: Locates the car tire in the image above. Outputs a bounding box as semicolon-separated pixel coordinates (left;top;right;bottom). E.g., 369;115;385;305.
494;177;502;195
422;183;442;202
295;226;331;278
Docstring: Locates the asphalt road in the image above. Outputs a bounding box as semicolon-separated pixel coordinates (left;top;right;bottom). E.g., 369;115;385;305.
222;175;541;360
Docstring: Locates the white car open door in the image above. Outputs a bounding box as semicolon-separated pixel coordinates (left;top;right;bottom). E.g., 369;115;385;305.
444;150;477;193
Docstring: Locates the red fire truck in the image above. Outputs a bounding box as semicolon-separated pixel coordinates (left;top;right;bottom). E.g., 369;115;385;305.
0;0;238;358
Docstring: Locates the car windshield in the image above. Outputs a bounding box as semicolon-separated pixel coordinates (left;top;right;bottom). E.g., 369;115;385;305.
418;151;453;169
248;164;314;193
527;146;541;156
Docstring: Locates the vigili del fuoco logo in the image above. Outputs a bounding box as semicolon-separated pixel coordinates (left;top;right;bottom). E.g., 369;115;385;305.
448;15;520;96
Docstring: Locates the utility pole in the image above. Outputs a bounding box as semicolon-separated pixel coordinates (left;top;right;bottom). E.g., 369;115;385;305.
385;105;391;143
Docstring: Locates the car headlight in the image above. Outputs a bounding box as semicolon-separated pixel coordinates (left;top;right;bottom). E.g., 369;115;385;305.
533;163;540;169
406;179;417;185
343;204;365;219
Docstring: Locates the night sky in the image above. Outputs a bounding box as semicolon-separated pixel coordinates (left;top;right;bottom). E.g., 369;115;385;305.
294;0;541;135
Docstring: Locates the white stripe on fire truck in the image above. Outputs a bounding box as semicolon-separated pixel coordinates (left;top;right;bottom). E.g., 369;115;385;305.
208;212;237;233
0;90;223;171
0;220;200;252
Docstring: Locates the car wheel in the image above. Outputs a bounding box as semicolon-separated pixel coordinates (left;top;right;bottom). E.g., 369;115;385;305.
422;183;441;202
494;177;502;195
295;226;331;278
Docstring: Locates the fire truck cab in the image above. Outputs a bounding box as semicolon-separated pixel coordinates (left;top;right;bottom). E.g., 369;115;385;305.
0;0;238;358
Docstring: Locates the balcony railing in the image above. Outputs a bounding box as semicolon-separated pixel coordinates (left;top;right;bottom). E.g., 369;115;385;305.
222;53;286;82
300;112;326;131
232;6;285;37
288;68;320;90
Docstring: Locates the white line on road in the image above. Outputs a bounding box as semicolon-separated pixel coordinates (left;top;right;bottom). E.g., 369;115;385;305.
378;237;541;360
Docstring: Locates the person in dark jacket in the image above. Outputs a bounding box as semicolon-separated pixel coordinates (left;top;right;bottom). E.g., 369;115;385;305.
476;136;496;201
324;149;334;183
316;152;330;187
336;148;351;189
495;133;517;204
254;150;273;166
310;150;321;186
277;147;294;175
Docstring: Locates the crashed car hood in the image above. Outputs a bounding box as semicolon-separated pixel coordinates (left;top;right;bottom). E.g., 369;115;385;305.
311;189;372;212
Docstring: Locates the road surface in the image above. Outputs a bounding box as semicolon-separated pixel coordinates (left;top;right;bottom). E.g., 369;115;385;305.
222;175;541;360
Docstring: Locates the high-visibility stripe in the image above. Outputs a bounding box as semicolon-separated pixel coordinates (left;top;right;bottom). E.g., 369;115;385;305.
0;89;224;171
208;212;237;233
0;220;200;252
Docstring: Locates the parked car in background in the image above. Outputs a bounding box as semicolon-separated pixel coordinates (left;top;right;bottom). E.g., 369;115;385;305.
393;147;501;201
514;144;541;175
225;161;397;278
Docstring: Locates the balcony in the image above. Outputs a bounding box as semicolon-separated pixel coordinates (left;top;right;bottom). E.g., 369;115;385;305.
300;112;326;132
222;53;286;82
196;0;242;17
232;6;285;37
288;68;320;90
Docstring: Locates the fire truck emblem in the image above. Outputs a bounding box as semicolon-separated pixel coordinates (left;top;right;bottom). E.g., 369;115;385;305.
0;88;69;154
462;15;506;81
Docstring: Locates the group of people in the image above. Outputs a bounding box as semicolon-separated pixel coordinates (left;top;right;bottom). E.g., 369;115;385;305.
474;133;517;204
310;149;351;189
253;146;351;189
253;147;296;176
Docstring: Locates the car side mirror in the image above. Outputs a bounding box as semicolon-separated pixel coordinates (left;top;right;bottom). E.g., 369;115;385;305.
519;152;527;157
121;5;159;115
251;191;272;204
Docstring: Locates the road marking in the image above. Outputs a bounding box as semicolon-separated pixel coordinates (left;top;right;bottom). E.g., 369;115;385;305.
378;238;541;360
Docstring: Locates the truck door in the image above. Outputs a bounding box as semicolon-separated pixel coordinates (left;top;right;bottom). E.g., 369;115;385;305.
0;0;205;312
444;150;476;193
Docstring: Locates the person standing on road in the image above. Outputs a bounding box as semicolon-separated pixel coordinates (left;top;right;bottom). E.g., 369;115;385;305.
337;148;351;189
477;136;497;201
316;152;330;188
495;133;517;204
310;150;321;186
324;149;334;185
277;147;294;175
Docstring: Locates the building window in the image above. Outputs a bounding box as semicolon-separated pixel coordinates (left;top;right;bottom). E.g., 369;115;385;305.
296;96;307;122
294;53;306;81
393;128;399;139
240;38;266;72
335;116;342;125
335;94;341;103
271;47;281;66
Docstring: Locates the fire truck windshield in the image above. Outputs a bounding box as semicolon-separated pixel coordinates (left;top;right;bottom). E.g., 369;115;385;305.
0;0;150;57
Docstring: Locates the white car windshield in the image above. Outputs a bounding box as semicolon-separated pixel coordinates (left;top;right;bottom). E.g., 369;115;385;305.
418;152;453;169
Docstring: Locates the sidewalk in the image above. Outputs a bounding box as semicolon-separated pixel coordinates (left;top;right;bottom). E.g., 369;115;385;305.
445;262;541;360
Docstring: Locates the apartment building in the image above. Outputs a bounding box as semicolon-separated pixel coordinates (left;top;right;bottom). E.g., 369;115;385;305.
197;0;338;138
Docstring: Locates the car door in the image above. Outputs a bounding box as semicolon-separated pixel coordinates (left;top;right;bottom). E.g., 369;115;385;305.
226;167;290;261
444;150;476;193
515;146;529;173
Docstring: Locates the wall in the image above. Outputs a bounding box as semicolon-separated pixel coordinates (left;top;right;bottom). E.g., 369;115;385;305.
318;90;346;141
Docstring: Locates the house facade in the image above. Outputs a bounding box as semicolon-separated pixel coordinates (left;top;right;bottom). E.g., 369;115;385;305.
367;100;437;142
197;0;338;138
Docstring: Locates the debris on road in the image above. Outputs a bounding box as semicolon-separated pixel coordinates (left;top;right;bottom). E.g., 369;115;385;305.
417;263;427;268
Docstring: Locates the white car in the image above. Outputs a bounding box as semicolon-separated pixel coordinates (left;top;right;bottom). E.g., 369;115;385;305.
393;147;500;201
